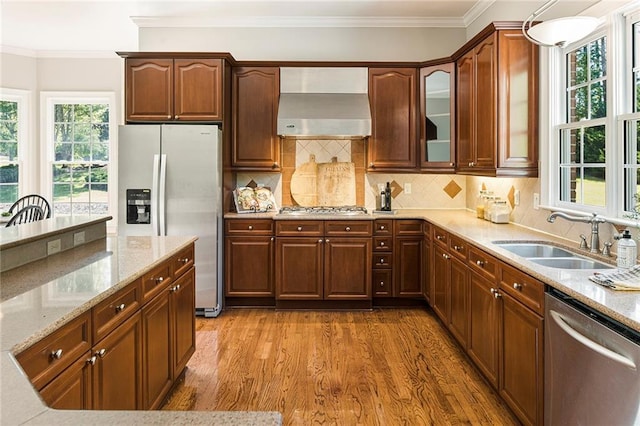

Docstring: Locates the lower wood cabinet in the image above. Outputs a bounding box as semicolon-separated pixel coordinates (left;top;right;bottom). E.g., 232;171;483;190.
40;351;93;410
324;237;372;299
276;237;324;299
468;271;499;388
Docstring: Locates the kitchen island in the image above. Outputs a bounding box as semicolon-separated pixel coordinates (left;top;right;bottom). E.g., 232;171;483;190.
0;230;281;425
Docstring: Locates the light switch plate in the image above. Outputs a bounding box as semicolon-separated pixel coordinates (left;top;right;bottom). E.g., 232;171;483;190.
533;193;540;210
404;183;412;194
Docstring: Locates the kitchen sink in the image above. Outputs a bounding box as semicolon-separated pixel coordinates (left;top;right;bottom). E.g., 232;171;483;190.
493;241;614;270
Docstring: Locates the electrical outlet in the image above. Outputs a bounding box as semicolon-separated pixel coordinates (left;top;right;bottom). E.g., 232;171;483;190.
74;231;85;246
404;183;412;194
514;190;520;206
47;239;61;255
533;193;540;210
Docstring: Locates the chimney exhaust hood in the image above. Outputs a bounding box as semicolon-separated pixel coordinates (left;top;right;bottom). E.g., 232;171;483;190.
277;67;372;139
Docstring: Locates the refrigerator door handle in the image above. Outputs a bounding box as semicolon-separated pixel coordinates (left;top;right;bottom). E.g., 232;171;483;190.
151;154;161;236
159;154;167;236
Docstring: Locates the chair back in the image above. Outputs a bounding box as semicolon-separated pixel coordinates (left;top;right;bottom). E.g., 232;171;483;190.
8;195;51;219
5;205;45;227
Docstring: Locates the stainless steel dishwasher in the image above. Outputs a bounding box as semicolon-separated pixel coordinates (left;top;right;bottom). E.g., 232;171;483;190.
545;289;640;425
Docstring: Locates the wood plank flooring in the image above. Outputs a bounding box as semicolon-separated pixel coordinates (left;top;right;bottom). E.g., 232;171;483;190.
162;308;519;425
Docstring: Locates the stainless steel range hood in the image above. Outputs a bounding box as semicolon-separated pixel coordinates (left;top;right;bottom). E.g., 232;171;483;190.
277;67;372;138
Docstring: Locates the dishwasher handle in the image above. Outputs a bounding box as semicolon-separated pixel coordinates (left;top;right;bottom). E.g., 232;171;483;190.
550;309;637;370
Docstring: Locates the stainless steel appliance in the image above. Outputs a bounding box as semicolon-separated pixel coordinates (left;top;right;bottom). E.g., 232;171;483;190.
545;288;640;425
118;124;222;317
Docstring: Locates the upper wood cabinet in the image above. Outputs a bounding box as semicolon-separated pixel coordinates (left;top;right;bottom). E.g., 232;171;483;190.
455;26;539;177
231;67;281;170
368;68;418;172
124;57;224;122
420;63;455;172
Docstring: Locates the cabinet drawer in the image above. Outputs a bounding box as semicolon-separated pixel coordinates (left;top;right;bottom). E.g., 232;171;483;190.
499;264;544;315
432;226;448;247
16;312;92;390
142;261;173;302
395;219;423;235
373;253;393;268
468;246;497;280
93;279;141;343
325;220;372;236
449;234;468;260
276;221;324;236
373;236;393;252
172;243;195;278
373;269;392;297
225;219;274;235
374;219;393;235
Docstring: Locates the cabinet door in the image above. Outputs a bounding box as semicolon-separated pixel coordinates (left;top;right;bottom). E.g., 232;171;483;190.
368;68;418;171
225;236;274;297
422;236;431;301
431;244;449;323
420;63;455;171
474;34;497;170
448;256;469;348
232;67;280;170
126;58;174;122
324;237;372;300
39;351;93;410
468;273;499;389
275;237;323;299
394;236;423;297
92;311;143;410
142;288;172;410
500;293;544;426
174;59;222;121
456;51;474;173
171;267;196;379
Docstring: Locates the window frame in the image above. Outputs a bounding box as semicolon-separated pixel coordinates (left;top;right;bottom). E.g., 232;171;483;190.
40;91;117;220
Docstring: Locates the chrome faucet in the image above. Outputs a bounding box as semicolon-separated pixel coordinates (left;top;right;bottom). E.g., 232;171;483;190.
547;212;607;254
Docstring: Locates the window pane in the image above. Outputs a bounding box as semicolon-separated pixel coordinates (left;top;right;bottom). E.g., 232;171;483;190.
54;104;74;122
54;123;72;142
582;167;606;207
73;143;91;161
91;104;109;122
73;104;92;123
0;101;17;121
92;143;109;161
0;122;17;142
568;87;588;122
568;45;588;85
560;166;579;203
584;125;605;163
0;142;18;160
74;123;91;142
590;38;606;79
560;128;581;164
92;123;109;143
636;71;640;112
54;143;72;161
590;81;606;119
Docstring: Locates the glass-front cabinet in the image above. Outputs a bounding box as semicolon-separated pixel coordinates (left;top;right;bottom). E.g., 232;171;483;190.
420;63;455;172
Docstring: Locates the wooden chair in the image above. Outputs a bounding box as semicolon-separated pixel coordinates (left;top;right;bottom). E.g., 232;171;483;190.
8;194;51;219
5;205;45;227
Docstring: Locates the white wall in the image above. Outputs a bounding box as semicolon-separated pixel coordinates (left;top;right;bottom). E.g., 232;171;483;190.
138;27;466;62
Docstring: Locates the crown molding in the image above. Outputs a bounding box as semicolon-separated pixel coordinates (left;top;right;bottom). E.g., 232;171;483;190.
462;0;497;26
1;46;120;59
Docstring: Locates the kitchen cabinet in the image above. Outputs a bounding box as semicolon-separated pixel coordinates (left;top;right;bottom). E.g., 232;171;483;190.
224;219;275;303
372;219;393;298
420;63;455;172
231;67;281;170
455;25;539;177
123;56;224;122
275;220;372;301
422;223;432;302
368;68;418;172
394;220;424;297
16;243;196;412
431;226;469;348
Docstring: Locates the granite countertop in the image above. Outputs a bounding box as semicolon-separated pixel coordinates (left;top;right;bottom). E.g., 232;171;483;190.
0;235;281;425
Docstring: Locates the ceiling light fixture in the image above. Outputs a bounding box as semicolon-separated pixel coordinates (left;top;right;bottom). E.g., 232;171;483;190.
522;0;601;48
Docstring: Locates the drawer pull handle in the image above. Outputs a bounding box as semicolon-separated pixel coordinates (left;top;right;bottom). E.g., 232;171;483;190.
442;253;450;259
436;235;444;241
178;258;190;264
171;284;181;292
87;355;97;366
154;277;164;283
270;237;275;242
115;303;126;313
97;349;107;358
380;259;385;264
345;227;351;232
380;225;385;230
454;245;463;251
490;288;502;299
513;282;523;290
318;239;323;243
50;349;63;360
380;281;385;287
325;239;330;243
380;242;385;247
248;225;253;230
476;260;485;267
297;226;303;231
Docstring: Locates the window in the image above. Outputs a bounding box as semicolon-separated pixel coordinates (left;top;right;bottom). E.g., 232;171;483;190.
0;89;29;211
624;15;640;215
42;93;116;217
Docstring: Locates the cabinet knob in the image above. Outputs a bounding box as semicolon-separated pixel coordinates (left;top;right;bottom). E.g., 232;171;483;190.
380;281;385;287
178;257;190;264
50;349;63;360
380;242;385;247
318;239;323;243
171;284;181;292
380;225;385;230
175;115;180;119
379;258;385;264
297;226;303;231
115;303;126;313
490;288;502;299
167;115;172;119
436;235;444;241
442;253;450;259
454;245;463;251
87;355;97;366
248;225;253;230
345;226;351;232
270;237;275;242
272;162;279;169
97;349;107;358
325;239;330;243
154;277;164;283
513;282;523;291
476;260;485;267
369;162;375;168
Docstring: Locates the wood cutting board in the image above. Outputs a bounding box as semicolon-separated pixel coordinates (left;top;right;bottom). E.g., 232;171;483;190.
291;155;356;207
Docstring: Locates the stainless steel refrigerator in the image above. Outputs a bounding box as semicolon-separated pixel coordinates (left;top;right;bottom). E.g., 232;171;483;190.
118;124;222;317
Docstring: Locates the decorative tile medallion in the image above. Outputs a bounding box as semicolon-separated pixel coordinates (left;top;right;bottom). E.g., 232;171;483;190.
507;185;516;209
390;180;403;198
443;179;462;199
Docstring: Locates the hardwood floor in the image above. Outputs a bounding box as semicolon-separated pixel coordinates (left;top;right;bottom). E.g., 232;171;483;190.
163;308;519;425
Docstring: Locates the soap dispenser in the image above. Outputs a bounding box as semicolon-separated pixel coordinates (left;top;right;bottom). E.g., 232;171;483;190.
617;229;637;270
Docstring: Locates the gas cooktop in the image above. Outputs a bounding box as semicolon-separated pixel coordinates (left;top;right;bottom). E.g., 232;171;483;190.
278;206;368;216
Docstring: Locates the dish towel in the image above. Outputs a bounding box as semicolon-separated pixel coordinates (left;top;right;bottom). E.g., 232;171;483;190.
589;265;640;290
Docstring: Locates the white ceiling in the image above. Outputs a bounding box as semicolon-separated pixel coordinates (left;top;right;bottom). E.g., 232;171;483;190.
0;0;617;55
